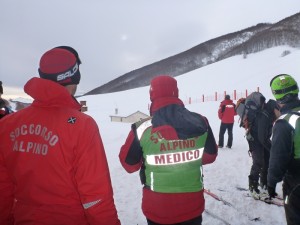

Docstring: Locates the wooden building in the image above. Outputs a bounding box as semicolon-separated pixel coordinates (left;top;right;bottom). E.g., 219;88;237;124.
110;111;149;123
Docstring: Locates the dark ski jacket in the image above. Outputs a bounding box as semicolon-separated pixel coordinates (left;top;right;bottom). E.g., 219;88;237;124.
267;99;300;189
249;100;277;150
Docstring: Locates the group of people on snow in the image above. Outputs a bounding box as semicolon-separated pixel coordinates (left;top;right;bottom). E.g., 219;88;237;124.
217;75;300;225
0;46;299;225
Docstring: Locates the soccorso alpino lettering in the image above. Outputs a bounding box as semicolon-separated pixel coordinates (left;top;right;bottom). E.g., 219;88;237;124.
10;124;59;156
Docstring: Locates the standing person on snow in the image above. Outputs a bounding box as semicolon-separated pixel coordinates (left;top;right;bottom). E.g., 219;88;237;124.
218;94;236;148
119;75;218;225
0;46;121;225
246;97;280;199
268;74;300;225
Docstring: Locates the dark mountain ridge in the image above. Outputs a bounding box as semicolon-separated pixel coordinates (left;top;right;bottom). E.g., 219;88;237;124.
85;12;300;96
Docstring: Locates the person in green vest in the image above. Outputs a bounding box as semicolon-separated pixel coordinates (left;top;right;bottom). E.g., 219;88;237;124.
268;74;300;225
119;75;218;225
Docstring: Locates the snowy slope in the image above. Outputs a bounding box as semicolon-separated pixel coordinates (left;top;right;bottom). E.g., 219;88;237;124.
78;46;300;225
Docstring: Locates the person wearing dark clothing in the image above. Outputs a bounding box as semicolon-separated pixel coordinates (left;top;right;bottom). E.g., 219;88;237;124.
0;81;3;95
0;99;10;119
0;81;12;119
218;95;236;148
247;98;280;199
119;75;218;225
268;74;300;225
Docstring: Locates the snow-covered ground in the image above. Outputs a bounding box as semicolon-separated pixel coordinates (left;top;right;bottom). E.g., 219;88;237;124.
78;46;300;225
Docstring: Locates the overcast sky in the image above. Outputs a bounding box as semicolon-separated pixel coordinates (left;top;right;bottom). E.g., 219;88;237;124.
1;0;299;97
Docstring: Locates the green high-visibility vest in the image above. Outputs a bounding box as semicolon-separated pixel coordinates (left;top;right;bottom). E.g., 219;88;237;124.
279;108;300;159
135;118;208;193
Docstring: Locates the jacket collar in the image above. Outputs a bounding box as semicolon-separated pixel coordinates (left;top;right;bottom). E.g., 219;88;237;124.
150;97;184;116
280;99;300;113
221;99;233;104
24;77;81;111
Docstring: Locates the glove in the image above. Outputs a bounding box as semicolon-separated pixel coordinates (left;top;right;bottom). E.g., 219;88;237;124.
267;186;278;198
246;131;254;141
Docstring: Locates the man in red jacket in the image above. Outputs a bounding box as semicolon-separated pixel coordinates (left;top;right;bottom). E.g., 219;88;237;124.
119;75;218;225
218;94;237;148
0;46;120;225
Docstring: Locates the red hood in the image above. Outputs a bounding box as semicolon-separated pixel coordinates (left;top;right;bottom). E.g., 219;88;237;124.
24;77;81;110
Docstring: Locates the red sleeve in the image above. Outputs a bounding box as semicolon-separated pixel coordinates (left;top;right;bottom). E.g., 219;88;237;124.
202;151;218;164
218;104;223;120
0;154;14;225
74;117;120;225
202;120;218;165
119;130;142;173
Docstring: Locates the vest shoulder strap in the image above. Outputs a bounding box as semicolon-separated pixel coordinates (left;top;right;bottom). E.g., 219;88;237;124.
134;117;152;140
282;110;300;129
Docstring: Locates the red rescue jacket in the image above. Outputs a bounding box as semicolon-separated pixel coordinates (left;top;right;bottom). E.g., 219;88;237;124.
218;99;237;124
0;78;120;225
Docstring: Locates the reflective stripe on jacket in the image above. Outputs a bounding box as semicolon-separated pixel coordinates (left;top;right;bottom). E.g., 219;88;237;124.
136;118;207;193
279;109;300;159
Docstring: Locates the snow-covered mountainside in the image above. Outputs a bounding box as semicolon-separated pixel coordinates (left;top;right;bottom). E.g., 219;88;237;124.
85;12;300;95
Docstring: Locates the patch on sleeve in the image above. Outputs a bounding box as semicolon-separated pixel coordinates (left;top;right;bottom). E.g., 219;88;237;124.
67;117;77;124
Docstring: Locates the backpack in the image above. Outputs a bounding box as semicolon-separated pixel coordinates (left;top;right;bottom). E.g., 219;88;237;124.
236;92;266;129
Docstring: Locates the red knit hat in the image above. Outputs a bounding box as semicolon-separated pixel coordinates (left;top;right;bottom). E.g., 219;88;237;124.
150;75;179;101
38;47;81;86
